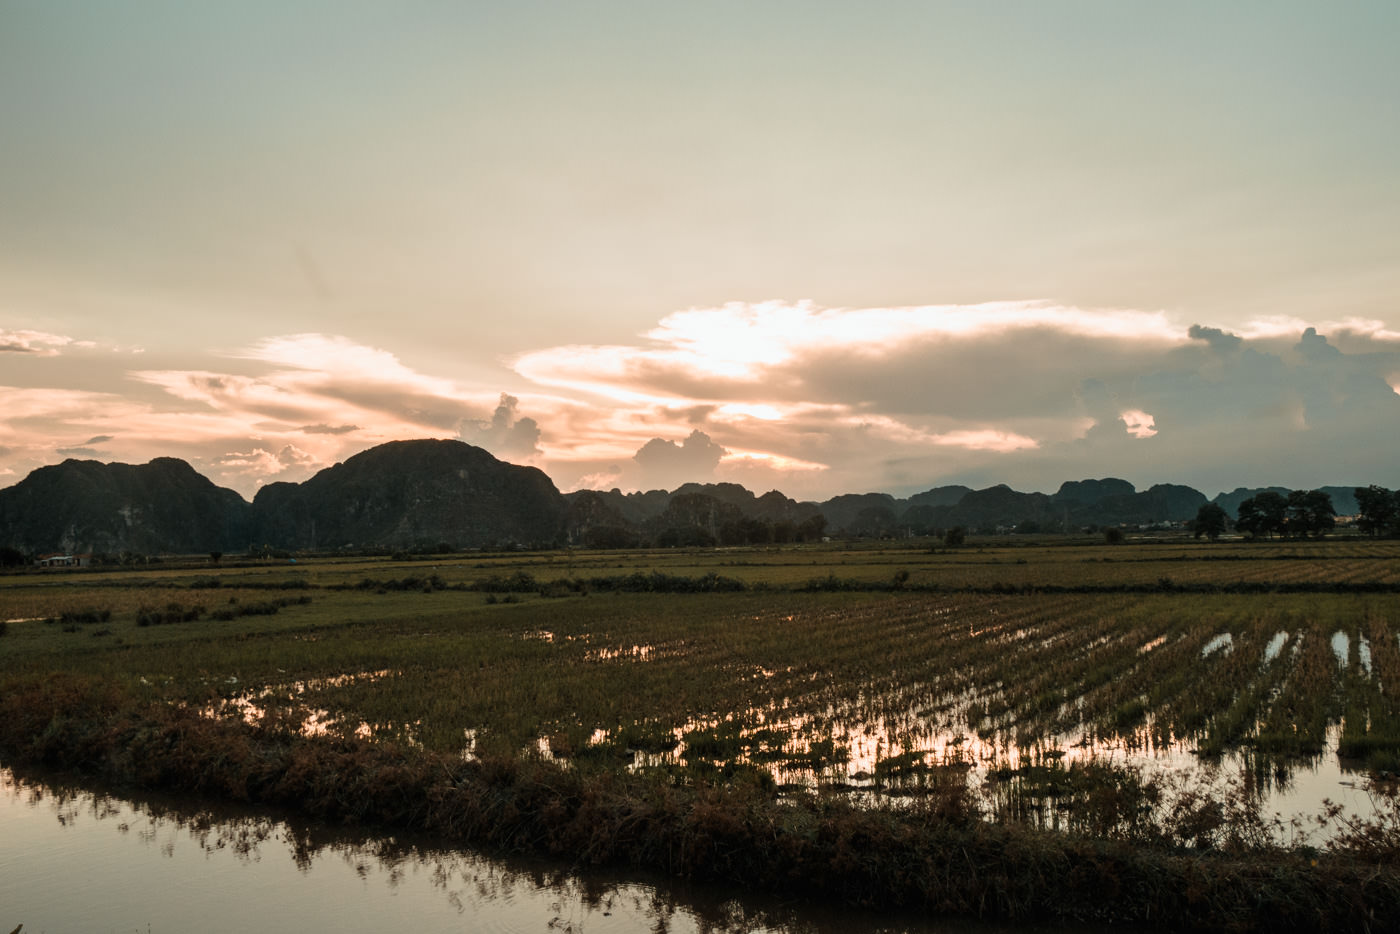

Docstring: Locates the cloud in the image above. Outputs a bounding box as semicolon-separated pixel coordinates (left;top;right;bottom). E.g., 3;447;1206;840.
133;333;489;435
1188;324;1243;353
0;334;523;495
566;429;733;493
458;393;542;459
630;429;728;491
300;423;360;435
1119;410;1158;439
4;304;1400;501
52;433;116;459
931;430;1040;452
514;300;1179;402
121;334;552;490
235;333;455;391
1240;316;1400;344
1296;326;1342;363
213;444;320;482
515;301;1400;496
0;329;90;355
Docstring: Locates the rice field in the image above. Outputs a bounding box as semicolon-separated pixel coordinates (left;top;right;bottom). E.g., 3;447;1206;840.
4;537;1400;840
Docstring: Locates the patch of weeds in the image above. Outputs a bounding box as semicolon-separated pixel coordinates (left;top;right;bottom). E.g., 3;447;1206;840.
874;749;932;782
136;602;206;627
613;722;680;754
60;607;112;626
476;571;539;593
780;737;849;772
208;595;312;622
347;574;449;593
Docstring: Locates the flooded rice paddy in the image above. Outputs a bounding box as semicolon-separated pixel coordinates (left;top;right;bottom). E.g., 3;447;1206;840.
200;593;1393;846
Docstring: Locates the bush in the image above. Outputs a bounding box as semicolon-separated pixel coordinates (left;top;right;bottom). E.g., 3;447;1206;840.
209;595;312;622
59;607;112;626
476;571;538;593
582;572;746;594
344;575;447;593
136;603;206;626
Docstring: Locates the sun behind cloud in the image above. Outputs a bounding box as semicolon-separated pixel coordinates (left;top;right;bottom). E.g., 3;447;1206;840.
2;304;1399;499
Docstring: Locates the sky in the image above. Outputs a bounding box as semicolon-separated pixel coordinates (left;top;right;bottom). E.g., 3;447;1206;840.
2;1;1398;502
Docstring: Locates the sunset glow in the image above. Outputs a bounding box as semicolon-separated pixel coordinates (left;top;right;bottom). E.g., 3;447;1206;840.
2;4;1397;499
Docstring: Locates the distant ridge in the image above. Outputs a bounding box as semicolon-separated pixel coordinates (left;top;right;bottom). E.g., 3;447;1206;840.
249;439;566;550
0;442;1380;555
0;456;250;554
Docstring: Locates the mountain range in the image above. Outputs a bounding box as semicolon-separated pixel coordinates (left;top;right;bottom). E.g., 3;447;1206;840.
0;438;1371;556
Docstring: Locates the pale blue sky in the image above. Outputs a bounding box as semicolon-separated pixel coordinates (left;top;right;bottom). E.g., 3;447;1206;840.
2;2;1398;497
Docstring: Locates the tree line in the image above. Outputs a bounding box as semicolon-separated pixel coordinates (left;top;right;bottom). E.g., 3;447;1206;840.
1355;485;1400;537
1193;490;1334;540
1192;486;1400;540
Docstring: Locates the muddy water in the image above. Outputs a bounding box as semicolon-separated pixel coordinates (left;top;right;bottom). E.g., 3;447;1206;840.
0;768;1084;934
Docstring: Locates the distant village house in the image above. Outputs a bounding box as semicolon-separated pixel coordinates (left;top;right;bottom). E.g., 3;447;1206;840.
35;553;92;568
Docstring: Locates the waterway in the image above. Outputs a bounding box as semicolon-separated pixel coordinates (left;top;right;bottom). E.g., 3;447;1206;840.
0;767;1084;934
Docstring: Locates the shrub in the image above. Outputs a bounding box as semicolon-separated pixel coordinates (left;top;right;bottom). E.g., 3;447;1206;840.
136;603;206;626
59;607;112;626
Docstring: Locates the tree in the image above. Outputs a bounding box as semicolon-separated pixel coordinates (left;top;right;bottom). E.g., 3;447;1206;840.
1237;491;1287;539
1192;503;1228;541
582;525;640;549
943;526;967;547
1104;527;1125;545
794;514;828;542
1355;486;1399;537
1287;489;1335;539
719;517;771;546
1235;498;1261;538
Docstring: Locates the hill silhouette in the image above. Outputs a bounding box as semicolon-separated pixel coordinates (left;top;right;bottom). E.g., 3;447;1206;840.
249;439;565;550
0;441;1376;556
0;456;250;554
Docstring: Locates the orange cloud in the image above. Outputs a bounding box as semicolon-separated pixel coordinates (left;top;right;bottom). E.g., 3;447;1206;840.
5;304;1399;501
515;300;1182;395
0;328;92;356
1119;410;1158;439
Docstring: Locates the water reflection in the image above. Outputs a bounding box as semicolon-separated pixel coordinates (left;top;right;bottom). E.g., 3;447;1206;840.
0;767;1081;934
